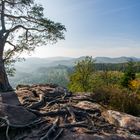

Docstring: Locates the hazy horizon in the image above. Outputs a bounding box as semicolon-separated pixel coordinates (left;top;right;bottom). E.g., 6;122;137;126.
23;0;140;58
24;55;140;59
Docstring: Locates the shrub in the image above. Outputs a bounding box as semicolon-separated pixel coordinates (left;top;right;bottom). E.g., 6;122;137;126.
91;86;140;116
129;80;140;93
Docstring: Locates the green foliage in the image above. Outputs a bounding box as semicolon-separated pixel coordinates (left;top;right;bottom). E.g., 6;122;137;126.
120;61;136;88
0;0;66;75
98;71;122;85
91;86;140;116
68;56;95;92
94;62;140;72
67;56;140;116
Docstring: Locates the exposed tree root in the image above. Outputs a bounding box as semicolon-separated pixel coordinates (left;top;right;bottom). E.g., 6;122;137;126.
0;84;140;140
0;116;10;140
40;117;60;140
29;94;46;109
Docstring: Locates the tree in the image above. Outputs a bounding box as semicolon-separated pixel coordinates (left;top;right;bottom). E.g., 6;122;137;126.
0;0;66;91
68;56;95;92
121;61;136;89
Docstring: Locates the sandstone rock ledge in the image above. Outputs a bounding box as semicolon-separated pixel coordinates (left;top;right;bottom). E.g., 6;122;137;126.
0;84;140;140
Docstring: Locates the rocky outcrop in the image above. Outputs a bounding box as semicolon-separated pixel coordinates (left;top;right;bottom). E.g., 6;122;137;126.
60;133;140;140
0;92;21;106
0;103;37;126
0;84;140;140
102;110;140;132
75;100;104;111
0;92;37;127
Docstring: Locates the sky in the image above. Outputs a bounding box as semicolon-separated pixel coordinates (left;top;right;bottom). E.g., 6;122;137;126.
28;0;140;58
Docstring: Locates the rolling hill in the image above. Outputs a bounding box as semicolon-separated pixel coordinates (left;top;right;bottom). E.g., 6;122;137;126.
9;56;140;88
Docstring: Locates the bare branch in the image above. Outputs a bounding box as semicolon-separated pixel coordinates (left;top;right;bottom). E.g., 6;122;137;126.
4;44;17;61
5;41;16;49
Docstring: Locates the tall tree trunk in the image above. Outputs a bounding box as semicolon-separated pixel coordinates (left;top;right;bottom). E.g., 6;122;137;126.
0;1;13;92
0;41;13;92
0;59;13;92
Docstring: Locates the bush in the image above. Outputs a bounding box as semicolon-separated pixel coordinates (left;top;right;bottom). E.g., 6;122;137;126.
129;80;140;93
91;86;140;116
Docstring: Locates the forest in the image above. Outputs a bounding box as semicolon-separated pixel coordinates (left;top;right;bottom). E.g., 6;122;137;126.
9;56;140;116
9;57;140;88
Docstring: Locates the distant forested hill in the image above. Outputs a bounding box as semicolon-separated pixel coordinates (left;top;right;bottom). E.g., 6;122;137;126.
9;56;140;88
9;65;73;88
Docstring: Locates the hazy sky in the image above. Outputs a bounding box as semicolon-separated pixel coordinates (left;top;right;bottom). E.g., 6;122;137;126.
28;0;140;58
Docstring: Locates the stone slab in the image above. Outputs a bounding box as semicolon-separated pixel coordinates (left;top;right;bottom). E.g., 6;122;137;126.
0;103;37;126
0;92;21;106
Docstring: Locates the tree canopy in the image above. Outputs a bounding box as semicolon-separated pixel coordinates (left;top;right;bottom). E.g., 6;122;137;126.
121;61;136;89
0;0;66;63
0;0;66;91
68;56;95;92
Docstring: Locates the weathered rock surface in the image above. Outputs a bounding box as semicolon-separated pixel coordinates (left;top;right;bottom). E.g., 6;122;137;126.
0;103;37;126
0;91;37;127
75;101;103;111
102;110;140;132
0;92;21;106
0;84;140;140
61;133;140;140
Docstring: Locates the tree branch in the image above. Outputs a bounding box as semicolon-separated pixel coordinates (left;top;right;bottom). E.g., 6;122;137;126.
7;25;48;34
3;13;44;26
5;41;16;49
4;0;21;5
4;41;17;61
4;14;34;21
